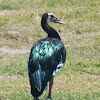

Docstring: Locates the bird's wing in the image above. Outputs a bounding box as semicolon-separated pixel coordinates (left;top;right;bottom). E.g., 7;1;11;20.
28;38;66;76
28;38;66;94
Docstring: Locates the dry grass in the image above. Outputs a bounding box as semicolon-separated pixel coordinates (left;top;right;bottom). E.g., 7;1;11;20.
0;0;100;100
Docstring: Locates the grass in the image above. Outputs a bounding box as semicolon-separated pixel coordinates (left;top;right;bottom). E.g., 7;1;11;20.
0;0;100;100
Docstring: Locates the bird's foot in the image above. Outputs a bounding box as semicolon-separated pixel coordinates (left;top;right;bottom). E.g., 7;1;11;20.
34;97;39;100
46;98;53;100
34;98;43;100
46;97;53;100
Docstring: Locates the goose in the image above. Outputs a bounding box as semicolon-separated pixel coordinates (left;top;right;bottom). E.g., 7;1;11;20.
28;13;66;100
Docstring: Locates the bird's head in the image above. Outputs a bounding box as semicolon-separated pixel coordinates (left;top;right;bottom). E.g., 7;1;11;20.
42;13;65;24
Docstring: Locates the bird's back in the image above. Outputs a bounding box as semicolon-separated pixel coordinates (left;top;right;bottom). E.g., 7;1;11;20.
28;37;66;97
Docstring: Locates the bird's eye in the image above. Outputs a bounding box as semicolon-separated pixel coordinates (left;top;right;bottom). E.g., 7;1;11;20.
51;15;54;17
58;66;60;69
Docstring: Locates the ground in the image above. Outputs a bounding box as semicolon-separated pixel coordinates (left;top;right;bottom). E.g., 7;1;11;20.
0;0;100;100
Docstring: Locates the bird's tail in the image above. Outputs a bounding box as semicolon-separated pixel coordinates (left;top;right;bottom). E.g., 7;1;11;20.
33;69;42;92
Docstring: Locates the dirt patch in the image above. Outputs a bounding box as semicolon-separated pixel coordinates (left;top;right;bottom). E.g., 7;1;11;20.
0;46;30;54
0;75;23;79
0;10;19;16
0;24;38;32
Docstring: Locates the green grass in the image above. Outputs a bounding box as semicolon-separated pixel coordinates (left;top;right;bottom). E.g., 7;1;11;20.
0;0;100;100
1;91;100;100
0;54;28;76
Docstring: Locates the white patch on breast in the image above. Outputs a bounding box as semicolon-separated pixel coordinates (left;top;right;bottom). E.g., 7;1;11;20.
53;62;64;76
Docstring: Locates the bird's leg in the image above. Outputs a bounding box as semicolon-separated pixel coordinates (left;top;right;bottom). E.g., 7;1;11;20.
34;97;39;100
47;78;54;99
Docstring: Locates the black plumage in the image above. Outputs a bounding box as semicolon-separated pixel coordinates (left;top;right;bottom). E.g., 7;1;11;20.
28;13;66;100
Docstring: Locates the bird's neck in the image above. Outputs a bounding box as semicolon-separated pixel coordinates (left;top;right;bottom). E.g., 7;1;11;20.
41;21;61;40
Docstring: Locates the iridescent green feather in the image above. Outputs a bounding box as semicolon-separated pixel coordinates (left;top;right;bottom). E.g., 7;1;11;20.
28;38;66;96
28;38;66;73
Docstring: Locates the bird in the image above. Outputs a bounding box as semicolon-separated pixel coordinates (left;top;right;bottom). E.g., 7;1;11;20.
28;13;66;100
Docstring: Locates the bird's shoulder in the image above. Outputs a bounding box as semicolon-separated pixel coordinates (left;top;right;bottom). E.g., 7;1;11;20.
32;37;64;54
29;38;65;68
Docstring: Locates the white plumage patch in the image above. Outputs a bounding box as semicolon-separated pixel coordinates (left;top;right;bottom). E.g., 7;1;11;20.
47;13;56;23
47;14;51;23
53;62;64;76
